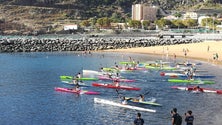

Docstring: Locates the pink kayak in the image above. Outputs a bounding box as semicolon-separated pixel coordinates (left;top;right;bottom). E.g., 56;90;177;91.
92;82;140;91
171;86;222;94
98;76;135;82
54;87;100;95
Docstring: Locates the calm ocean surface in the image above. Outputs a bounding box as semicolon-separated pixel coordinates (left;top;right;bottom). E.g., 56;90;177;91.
0;52;222;125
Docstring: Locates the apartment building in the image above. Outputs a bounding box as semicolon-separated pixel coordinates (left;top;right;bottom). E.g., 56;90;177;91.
132;4;158;22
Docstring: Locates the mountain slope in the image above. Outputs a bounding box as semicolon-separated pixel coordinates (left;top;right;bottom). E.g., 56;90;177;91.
0;0;221;35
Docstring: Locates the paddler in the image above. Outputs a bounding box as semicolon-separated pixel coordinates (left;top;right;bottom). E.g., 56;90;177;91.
113;79;119;87
186;69;193;80
193;86;203;92
116;90;128;105
132;94;145;102
72;75;78;85
138;94;145;102
73;83;81;91
77;72;81;78
120;96;128;105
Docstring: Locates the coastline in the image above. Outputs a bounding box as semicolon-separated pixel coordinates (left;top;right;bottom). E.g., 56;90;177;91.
104;40;222;66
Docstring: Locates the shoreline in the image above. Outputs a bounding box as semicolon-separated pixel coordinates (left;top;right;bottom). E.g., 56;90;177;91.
104;40;222;66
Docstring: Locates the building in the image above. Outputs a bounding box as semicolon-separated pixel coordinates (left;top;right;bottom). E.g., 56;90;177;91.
110;23;126;29
132;4;158;22
198;16;210;25
164;15;178;20
183;12;198;20
64;24;78;31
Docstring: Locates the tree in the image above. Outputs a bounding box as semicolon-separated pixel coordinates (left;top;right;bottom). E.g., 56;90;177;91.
97;18;104;28
174;12;182;18
89;17;97;27
154;18;171;29
171;20;185;29
80;20;90;27
142;20;150;30
96;17;111;28
102;17;111;28
128;20;141;29
183;19;198;28
201;18;213;27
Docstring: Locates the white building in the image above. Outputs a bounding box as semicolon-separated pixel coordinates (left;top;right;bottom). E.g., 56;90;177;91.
183;12;198;20
164;15;178;20
64;24;78;30
198;16;210;25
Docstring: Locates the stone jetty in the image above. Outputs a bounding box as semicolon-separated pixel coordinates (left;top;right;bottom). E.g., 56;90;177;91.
0;37;202;53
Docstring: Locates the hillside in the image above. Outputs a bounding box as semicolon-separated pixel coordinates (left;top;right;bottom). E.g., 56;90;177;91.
0;0;221;35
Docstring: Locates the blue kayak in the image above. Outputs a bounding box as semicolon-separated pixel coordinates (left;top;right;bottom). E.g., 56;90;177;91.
61;80;91;87
177;75;215;79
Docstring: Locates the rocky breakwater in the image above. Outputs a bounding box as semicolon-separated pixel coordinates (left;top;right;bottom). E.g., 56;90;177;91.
0;37;203;53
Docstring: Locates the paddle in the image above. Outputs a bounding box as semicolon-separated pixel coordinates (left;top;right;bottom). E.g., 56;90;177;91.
115;89;120;97
143;91;150;96
115;89;132;101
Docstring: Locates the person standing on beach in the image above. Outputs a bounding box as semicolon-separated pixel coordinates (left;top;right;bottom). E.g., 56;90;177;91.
134;112;144;125
216;53;219;60
184;50;187;58
171;108;182;125
185;110;194;125
173;53;177;62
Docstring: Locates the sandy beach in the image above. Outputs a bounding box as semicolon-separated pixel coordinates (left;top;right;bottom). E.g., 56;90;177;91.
106;40;222;65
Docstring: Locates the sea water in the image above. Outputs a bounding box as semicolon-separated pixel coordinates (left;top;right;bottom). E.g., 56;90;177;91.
0;52;222;125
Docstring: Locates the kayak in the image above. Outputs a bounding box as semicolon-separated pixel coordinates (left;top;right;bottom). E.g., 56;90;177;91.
173;69;208;72
177;62;202;66
60;76;98;81
145;65;176;70
119;61;136;65
102;68;119;72
168;79;215;84
92;82;141;91
94;98;156;113
125;97;162;106
61;81;91;87
177;75;215;79
160;72;215;79
98;76;135;82
171;86;222;94
54;87;100;95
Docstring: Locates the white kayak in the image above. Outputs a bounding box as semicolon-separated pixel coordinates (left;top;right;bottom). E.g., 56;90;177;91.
94;98;156;113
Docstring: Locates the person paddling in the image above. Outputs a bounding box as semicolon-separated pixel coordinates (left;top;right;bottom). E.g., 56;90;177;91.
72;75;78;85
120;96;128;105
131;94;145;102
113;79;119;87
193;86;203;92
116;89;128;105
73;83;80;91
138;94;145;102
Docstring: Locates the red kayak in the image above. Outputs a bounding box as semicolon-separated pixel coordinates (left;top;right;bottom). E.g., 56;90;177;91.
92;82;140;91
98;76;135;82
54;87;100;95
171;86;222;94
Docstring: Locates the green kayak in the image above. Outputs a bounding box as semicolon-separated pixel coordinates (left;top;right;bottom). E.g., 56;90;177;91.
168;79;215;84
145;65;176;70
125;97;162;106
102;68;119;72
119;61;136;65
60;76;98;81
